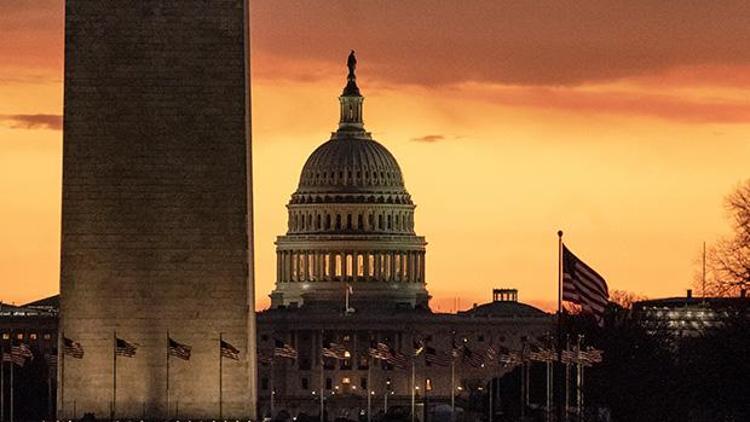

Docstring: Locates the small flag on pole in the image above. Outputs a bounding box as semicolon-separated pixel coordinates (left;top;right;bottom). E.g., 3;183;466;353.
387;350;408;369
12;343;33;360
274;339;298;360
220;339;240;361
3;351;24;367
424;346;451;367
562;244;609;324
168;337;192;361
115;338;138;357
322;342;348;360
413;338;425;357
368;342;392;361
462;345;485;368
45;352;58;368
63;337;84;359
258;352;273;365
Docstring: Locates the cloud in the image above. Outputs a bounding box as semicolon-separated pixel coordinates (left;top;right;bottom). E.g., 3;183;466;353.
411;134;446;143
0;114;62;130
252;0;750;86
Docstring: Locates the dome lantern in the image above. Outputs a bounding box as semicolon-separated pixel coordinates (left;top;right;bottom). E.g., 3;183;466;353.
338;50;365;132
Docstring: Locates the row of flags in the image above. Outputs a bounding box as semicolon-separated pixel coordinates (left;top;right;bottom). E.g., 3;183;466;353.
53;336;242;362
258;338;603;369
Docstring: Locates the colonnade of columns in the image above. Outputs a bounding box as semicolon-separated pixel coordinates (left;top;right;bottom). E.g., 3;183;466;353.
276;250;425;284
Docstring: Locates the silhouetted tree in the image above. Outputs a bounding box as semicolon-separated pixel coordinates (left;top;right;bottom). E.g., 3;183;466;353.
705;180;750;296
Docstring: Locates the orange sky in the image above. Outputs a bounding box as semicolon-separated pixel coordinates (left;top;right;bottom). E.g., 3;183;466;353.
2;1;750;311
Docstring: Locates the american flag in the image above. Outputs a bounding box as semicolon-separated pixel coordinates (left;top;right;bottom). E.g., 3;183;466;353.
528;344;557;362
220;339;240;361
258;352;273;365
168;337;192;361
322;342;348;360
462;345;485;368
412;338;425;357
387;351;408;369
63;337;84;359
3;351;24;367
485;344;499;365
500;351;524;368
562;245;609;324
45;352;58;368
274;339;298;360
115;338;138;358
368;342;392;361
580;347;604;365
424;346;451;367
12;343;34;360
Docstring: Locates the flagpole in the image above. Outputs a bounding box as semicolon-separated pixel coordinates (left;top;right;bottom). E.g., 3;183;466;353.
450;358;455;415
557;230;565;422
319;331;324;422
60;333;65;419
9;353;13;422
1;346;4;422
410;357;415;422
576;336;583;421
488;376;493;422
366;356;372;422
565;337;570;422
270;357;275;418
166;331;170;418
219;332;223;420
113;330;117;420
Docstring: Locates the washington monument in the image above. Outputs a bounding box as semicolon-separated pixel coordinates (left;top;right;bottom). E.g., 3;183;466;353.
59;1;256;418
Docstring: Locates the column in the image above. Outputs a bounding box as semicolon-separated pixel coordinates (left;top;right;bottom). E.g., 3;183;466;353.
353;252;359;282
276;251;281;283
302;251;309;282
420;252;426;283
390;252;396;281
363;252;370;281
374;252;381;281
408;251;417;283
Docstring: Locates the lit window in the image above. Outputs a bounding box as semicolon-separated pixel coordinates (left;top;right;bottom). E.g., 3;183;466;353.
426;378;433;391
16;334;23;340
342;377;351;384
1;333;8;340
43;334;52;340
30;334;38;341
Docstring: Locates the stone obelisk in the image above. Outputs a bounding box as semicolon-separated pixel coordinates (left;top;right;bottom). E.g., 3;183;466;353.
59;1;256;418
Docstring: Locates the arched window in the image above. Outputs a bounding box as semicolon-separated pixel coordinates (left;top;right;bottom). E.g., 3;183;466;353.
357;254;365;277
387;214;392;230
316;214;321;230
336;214;342;230
378;214;383;230
346;214;352;230
326;214;331;230
335;255;342;278
357;214;363;231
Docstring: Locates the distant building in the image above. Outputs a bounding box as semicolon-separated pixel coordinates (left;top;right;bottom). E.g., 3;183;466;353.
633;289;749;337
256;55;553;420
0;296;58;420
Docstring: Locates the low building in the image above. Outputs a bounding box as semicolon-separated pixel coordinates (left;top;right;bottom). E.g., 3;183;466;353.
633;289;749;337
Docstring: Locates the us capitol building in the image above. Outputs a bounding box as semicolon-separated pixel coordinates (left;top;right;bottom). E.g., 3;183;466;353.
255;54;553;420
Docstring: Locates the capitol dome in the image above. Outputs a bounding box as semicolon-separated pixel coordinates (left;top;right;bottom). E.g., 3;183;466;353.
296;137;407;195
271;52;429;310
